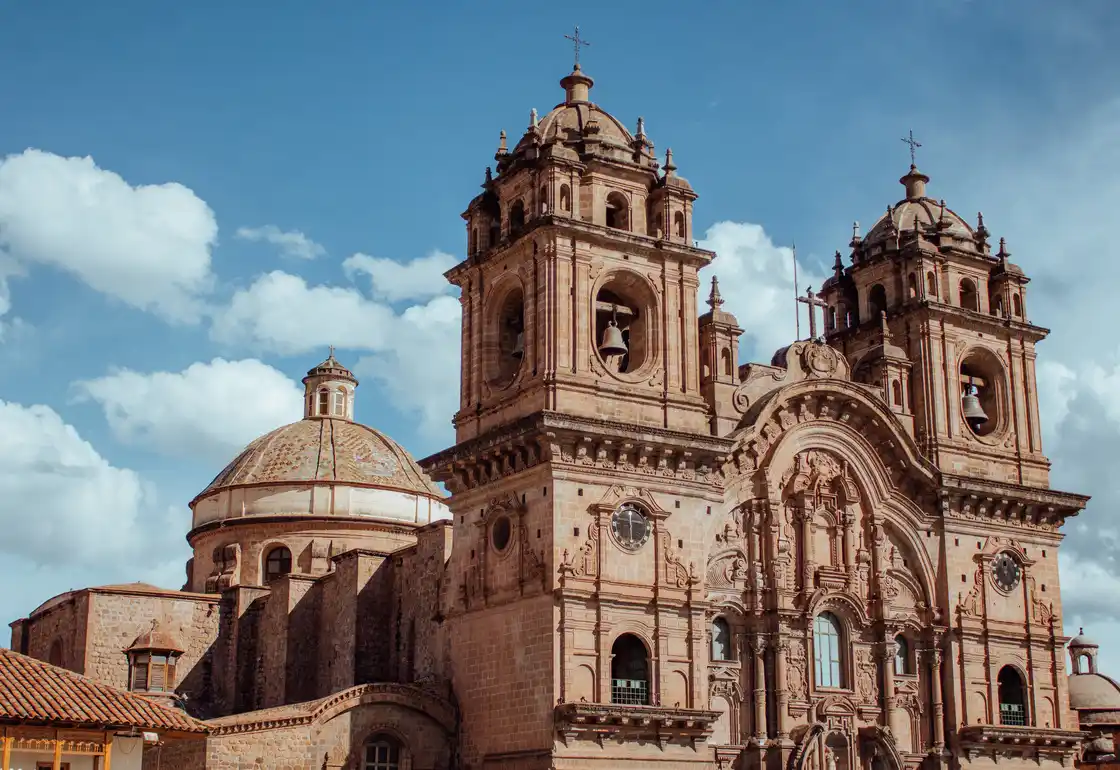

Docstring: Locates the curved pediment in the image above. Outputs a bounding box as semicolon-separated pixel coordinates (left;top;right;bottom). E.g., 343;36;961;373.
725;377;938;503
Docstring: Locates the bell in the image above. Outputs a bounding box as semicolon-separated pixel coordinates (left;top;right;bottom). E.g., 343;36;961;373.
599;320;628;357
511;331;524;358
962;387;988;429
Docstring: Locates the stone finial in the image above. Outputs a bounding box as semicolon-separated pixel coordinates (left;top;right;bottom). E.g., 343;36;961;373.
485;166;493;184
833;250;844;279
664;148;676;176
880;311;891;342
636;116;646;138
530;108;538;128
707;276;724;310
997;236;1011;261
497;130;508;154
852;221;860;241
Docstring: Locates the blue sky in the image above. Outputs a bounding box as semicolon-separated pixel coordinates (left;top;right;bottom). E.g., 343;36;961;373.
2;1;1120;670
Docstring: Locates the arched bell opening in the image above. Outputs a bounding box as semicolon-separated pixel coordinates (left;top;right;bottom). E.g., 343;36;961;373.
485;283;526;390
605;191;631;231
868;284;887;319
959;277;980;311
959;347;1005;438
593;272;656;376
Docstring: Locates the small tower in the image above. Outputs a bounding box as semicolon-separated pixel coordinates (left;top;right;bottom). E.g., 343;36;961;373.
302;347;358;420
699;276;743;436
820;160;1048;487
1069;630;1101;675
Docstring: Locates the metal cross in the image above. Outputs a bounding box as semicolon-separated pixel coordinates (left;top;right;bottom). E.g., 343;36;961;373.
901;129;922;166
564;26;591;67
797;286;829;340
328;344;335;358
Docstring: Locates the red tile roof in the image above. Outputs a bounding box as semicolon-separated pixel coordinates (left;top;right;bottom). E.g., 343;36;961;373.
0;648;206;733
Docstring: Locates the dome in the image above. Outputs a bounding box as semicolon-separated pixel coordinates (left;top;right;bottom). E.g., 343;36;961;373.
1072;629;1101;649
861;165;975;248
535;99;634;150
304;349;357;384
193;418;442;505
1069;673;1120;713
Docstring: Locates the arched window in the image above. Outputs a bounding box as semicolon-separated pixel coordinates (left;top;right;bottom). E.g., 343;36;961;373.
1012;292;1022;318
559;184;571;212
488;221;500;248
907;272;918;299
891;380;903;406
711;618;732;661
998;666;1027;725
650;211;664;237
813;612;843;688
264;546;292;582
363;735;402;770
720;348;732;377
332;389;346;417
827;307;837;331
611;634;650;705
673;211;686;238
926;271;938;298
894;635;910;676
539;184;548;214
317;389;330;416
959;277;979;311
509;200;526;234
868;284;887;319
991;295;1004;317
605;191;630;230
469;228;478;255
48;640;63;668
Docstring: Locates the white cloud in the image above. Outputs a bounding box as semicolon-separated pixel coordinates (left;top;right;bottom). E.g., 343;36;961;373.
343;250;457;302
236;224;326;261
73;358;304;463
0;400;180;568
0;149;218;323
210;264;461;440
698;221;828;362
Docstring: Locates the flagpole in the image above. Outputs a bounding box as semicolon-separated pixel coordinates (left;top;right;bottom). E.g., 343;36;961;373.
792;240;800;341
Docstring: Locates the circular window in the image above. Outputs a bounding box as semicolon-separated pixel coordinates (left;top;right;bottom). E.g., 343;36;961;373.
991;552;1021;592
611;503;651;551
491;516;512;552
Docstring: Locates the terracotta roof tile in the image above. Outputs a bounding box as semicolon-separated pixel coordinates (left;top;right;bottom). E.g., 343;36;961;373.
0;648;206;733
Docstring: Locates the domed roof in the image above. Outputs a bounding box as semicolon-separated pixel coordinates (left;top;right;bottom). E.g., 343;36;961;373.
303;349;357;384
536;99;634;149
1069;673;1120;713
862;165;975;248
127;622;184;654
1072;628;1101;649
193;417;442;505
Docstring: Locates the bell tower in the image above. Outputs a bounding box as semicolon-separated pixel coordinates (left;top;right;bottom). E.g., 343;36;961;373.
423;51;732;770
819;160;1049;487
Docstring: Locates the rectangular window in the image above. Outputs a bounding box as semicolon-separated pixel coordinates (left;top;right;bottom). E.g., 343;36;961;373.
1000;702;1026;726
130;656;149;691
150;655;167;691
610;678;649;706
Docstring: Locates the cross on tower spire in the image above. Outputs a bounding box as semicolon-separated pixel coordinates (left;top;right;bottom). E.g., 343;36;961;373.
901;129;922;166
564;26;591;68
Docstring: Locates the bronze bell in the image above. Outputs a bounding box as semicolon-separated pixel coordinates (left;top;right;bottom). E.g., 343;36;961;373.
599;320;628;357
511;331;524;358
962;385;988;429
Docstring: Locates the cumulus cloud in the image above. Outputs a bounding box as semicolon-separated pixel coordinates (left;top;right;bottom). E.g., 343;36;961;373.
236;224;326;261
343;250;457;302
73;358;305;463
0;400;180;568
210;261;461;439
0;149;218;323
698;221;828;362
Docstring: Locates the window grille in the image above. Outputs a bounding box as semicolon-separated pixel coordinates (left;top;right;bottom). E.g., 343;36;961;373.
611;678;649;706
1000;702;1026;726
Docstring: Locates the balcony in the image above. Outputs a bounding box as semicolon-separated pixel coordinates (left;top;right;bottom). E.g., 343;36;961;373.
555;701;720;748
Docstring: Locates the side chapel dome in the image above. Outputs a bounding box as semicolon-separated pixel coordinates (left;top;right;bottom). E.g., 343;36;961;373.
1067;629;1120;723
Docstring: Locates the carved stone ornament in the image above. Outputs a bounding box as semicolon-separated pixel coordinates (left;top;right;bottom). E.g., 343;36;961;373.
855;647;876;704
787;638;808;701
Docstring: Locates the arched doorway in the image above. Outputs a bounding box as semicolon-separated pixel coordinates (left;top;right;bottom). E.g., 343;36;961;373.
610;634;650;705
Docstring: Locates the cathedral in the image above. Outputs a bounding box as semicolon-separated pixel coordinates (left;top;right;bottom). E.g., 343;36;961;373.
7;57;1098;770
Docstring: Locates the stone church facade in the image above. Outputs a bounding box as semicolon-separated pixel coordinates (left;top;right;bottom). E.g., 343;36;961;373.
8;62;1091;770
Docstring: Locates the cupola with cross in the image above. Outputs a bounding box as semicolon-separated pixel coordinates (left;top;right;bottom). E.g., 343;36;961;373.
449;32;713;442
818;133;1049;486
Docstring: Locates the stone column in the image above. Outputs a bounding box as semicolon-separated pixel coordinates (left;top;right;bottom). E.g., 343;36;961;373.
879;636;902;736
798;507;813;591
928;647;945;749
773;636;790;737
752;635;768;739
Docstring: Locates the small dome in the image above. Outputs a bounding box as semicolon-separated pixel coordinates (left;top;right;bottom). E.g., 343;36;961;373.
1072;629;1101;649
193;418;443;505
1069;673;1120;712
127;622;184;654
861;166;975;250
771;345;791;368
304;349;357;385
